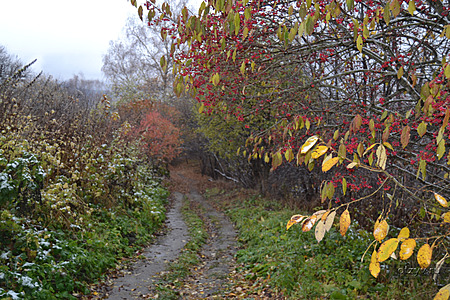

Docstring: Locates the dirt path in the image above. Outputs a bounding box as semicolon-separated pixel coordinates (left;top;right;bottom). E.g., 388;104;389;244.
105;192;189;299
101;161;238;299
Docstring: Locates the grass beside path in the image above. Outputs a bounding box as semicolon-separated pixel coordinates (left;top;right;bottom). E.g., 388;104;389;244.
206;187;438;300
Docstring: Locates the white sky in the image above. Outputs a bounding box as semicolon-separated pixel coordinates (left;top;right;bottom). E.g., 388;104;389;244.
0;0;141;81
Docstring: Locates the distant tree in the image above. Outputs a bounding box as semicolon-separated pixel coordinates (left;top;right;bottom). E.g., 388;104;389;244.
63;73;109;108
0;45;24;81
102;0;188;102
0;45;35;86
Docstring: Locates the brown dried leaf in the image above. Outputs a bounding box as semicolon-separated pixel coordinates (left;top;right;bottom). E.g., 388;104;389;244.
286;215;306;230
401;126;411;148
302;215;318;232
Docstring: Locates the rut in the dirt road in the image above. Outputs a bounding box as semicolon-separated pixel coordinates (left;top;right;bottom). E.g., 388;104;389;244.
105;192;188;299
179;190;237;298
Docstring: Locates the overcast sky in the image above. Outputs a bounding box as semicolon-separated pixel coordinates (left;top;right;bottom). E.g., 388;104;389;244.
0;0;142;81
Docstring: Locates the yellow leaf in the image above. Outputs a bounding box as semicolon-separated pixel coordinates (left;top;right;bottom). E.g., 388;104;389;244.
286;214;307;230
373;219;389;242
377;238;399;262
397;66;404;79
198;103;205;114
434;192;448;208
434;284;450;300
417;243;432;269
356;35;363;53
399;238;416;260
347;162;359;169
272;151;283;170
315;220;326;242
369;249;381;278
445;64;450;79
301;135;319;154
408;0;416;16
434;289;450;300
321;210;330;222
286;219;296;230
322;156;339;172
442;211;450;223
240;61;246;75
417;121;427;137
383;141;394;151
383;4;390;25
285;148;294;162
342;177;347;196
397;227;410;240
339;209;351;236
333;129;339;140
234;12;240;35
302;215;317;232
322;153;333;165
363;143;377;156
311;145;328;159
324;211;336;232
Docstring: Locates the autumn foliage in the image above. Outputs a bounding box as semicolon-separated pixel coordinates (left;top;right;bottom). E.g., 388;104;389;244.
135;0;450;294
135;110;182;161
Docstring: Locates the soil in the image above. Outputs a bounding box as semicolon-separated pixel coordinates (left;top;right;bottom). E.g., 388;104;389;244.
90;160;239;299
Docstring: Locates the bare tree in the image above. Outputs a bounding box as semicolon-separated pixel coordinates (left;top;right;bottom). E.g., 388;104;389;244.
63;73;109;108
102;0;188;103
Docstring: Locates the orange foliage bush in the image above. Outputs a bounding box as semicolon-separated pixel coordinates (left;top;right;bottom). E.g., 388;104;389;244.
136;110;182;162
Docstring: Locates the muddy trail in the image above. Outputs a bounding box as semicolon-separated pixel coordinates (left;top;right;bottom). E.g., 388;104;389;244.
92;161;239;299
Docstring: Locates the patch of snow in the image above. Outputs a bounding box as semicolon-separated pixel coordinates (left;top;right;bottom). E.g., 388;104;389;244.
6;290;22;300
1;251;10;259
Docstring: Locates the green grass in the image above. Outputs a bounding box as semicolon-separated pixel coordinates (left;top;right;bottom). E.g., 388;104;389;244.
0;174;168;299
153;197;208;299
217;192;439;299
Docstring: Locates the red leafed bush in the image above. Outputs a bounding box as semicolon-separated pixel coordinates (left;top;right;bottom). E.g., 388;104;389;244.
137;110;181;161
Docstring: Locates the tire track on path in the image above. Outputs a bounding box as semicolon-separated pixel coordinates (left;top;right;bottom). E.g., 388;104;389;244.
106;191;188;299
177;189;237;298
